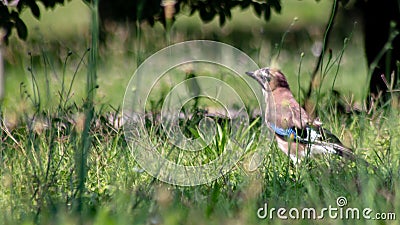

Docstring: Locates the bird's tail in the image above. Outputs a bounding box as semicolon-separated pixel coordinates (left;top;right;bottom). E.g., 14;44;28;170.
312;140;377;173
306;140;354;159
331;143;354;159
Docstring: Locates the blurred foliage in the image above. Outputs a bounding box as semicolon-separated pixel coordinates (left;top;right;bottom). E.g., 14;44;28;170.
96;0;282;27
0;0;359;44
97;0;168;27
0;0;380;45
1;0;284;43
181;0;282;25
0;0;66;43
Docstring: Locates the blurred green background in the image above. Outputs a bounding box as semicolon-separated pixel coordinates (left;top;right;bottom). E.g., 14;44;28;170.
3;0;366;117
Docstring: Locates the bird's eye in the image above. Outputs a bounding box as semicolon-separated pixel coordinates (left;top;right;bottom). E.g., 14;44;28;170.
261;75;270;83
262;75;269;82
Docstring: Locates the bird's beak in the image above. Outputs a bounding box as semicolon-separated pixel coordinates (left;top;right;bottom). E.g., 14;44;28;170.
246;71;258;80
245;70;264;89
245;71;255;77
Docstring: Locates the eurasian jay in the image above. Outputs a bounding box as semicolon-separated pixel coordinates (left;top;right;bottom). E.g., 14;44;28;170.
245;67;353;163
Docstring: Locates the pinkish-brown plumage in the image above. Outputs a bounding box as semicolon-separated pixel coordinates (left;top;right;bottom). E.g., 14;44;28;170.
245;67;353;163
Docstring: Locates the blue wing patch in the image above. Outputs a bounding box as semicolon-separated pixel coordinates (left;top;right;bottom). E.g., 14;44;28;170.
268;123;353;157
268;123;320;143
268;123;297;140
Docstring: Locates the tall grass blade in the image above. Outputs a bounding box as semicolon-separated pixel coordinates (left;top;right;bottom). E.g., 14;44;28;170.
76;0;99;216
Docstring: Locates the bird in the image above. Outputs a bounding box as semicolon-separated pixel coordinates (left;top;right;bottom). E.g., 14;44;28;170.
245;67;353;163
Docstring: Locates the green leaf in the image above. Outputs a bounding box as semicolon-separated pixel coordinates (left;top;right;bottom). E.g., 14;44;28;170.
17;2;24;12
29;1;41;19
199;7;215;22
270;0;282;13
15;17;28;40
219;12;226;26
240;0;251;9
224;8;232;19
253;3;262;17
188;127;200;138
263;3;271;21
190;7;196;16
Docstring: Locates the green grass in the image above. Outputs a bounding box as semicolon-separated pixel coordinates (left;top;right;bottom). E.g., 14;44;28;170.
1;0;399;224
1;99;399;224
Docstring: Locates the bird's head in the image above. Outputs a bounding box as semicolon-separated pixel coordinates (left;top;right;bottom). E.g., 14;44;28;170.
245;67;289;91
